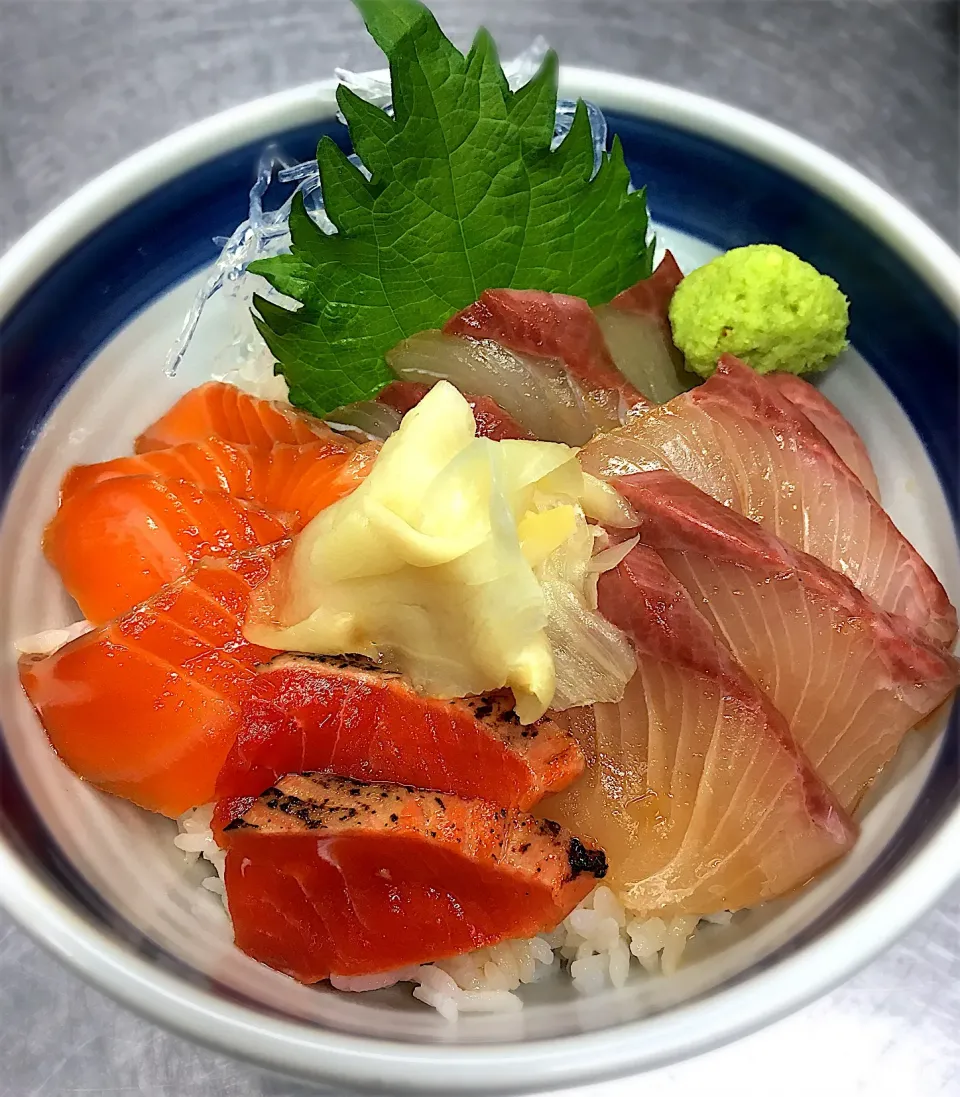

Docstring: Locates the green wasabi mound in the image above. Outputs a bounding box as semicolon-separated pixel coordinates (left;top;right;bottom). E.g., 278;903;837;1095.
668;243;849;378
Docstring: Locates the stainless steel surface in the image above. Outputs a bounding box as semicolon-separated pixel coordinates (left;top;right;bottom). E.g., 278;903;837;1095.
1;1;958;1094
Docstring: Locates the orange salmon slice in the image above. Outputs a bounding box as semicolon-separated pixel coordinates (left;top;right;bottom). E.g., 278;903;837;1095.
221;772;608;982
59;437;377;531
43;475;290;624
19;546;285;817
135;381;344;452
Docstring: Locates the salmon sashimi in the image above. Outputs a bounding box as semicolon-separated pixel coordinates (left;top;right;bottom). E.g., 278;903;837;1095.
19;546;285;817
580;355;957;646
58;438;377;530
44;475;290;624
377;381;535;440
766;372;880;499
221;773;607;982
214;653;584;828
593;251;696;404
616;471;960;810
135;381;344;453
445;289;650;434
541;544;856;917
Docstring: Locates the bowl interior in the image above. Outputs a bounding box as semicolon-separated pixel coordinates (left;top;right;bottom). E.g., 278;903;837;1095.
1;94;958;1060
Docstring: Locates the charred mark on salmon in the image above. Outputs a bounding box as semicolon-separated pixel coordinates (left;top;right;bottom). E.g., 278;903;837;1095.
567;838;607;880
221;773;607;981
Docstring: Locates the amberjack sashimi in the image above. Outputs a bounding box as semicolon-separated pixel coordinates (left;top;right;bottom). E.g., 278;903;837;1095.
580;355;956;646
221;773;608;982
615;470;960;810
593;251;695;404
766;372;880;499
19;546;286;817
540;544;856;917
445;288;650;432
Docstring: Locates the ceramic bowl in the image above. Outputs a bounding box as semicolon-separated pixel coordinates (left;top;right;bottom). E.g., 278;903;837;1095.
1;68;958;1095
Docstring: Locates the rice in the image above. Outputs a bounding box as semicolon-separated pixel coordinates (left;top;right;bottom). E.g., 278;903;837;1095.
174;807;730;1018
14;620;92;656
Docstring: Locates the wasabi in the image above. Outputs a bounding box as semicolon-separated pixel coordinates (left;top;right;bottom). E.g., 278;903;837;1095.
668;243;849;377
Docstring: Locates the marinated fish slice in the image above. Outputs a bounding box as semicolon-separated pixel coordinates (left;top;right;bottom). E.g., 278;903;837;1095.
19;547;284;816
594;251;695;404
445;288;651;432
135;381;342;452
580;355;956;646
43;475;290;624
388;329;594;445
377;380;535;440
541;544;856;917
221;773;607;982
215;653;584;818
616;470;959;809
766;372;880;499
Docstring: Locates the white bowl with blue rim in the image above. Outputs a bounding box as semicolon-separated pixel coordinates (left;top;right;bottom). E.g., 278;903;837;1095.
1;67;958;1095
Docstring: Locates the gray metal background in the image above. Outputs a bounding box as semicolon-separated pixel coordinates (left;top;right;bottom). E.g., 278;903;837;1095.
0;2;958;1094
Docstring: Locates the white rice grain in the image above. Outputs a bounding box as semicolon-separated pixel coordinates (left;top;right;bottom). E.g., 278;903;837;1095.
15;620;93;656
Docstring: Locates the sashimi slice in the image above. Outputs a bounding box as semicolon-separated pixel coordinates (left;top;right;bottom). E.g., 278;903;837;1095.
377;381;535;440
135;381;343;452
19;546;285;817
617;471;960;809
580;355;956;646
44;475;290;624
388;330;598;445
541;544;856;917
221;772;607;982
214;653;584;828
325;399;404;441
445;289;650;435
593;251;696;404
766;372;880;498
59;438;377;530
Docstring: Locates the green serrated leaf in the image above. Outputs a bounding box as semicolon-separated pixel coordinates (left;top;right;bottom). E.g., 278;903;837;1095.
252;0;653;416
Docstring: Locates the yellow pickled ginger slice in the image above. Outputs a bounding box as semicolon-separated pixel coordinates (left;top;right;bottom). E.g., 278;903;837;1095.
247;381;633;721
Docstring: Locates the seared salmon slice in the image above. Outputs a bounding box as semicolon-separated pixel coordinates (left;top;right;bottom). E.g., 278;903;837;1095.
44;475;290;624
581;355;956;646
19;546;285;817
615;470;959;810
214;653;584;825
135;381;343;452
541;544;856;917
58;438;376;530
221;773;607;982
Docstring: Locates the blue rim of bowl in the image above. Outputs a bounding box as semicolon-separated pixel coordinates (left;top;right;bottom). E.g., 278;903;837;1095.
0;70;958;1094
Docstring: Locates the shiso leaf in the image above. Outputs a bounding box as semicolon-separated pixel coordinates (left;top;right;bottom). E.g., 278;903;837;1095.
250;0;653;418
